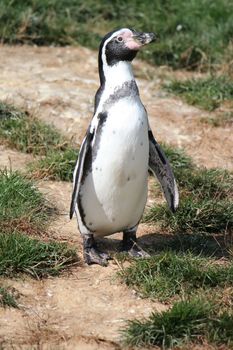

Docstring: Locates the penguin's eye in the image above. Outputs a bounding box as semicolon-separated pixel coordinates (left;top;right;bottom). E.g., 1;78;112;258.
116;36;123;43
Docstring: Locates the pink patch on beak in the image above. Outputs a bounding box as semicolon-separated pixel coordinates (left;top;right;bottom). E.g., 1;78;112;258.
119;30;142;51
125;39;142;50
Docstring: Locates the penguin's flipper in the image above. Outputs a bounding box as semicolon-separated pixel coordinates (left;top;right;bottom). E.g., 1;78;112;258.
148;130;179;212
70;126;94;219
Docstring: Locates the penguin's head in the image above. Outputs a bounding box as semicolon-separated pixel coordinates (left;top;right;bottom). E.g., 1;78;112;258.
99;28;157;67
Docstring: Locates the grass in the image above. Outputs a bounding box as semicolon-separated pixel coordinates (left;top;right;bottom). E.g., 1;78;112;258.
0;232;77;278
122;298;233;348
165;75;233;111
0;102;69;156
28;147;77;181
160;143;193;173
0;286;18;308
0;101;26;119
0;170;78;278
147;198;233;235
119;251;233;301
0;169;52;234
0;166;77;278
201;111;233;127
0;0;232;69
0;102;78;181
0;113;79;278
145;144;233;235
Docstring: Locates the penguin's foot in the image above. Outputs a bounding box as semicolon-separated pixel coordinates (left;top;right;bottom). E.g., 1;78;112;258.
84;247;110;266
83;234;110;266
121;228;150;259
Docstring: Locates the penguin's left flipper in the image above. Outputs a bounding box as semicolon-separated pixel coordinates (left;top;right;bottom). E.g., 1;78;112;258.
69;126;94;220
148;129;179;213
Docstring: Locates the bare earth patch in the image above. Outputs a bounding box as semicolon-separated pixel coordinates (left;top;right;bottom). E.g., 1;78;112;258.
0;45;232;349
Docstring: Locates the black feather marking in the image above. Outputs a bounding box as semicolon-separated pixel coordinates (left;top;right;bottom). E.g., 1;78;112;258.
170;192;175;213
148;130;166;165
104;80;139;109
94;86;104;114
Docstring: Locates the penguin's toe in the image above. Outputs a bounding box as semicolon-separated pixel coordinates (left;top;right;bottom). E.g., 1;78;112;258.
84;247;110;266
128;245;150;259
99;251;111;260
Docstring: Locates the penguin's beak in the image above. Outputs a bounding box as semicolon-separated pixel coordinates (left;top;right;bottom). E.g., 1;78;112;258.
132;31;157;46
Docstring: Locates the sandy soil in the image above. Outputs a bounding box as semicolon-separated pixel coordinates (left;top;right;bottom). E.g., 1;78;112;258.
0;44;232;349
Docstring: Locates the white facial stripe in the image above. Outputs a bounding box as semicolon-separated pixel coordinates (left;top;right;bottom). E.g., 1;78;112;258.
101;28;132;69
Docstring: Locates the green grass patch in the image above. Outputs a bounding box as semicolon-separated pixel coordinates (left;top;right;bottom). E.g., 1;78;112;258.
160;142;194;173
165;76;233;111
119;251;233;301
0;157;78;279
0;0;232;69
0;169;52;234
0;102;68;156
147;197;233;235
28;147;77;181
122;298;233;348
145;144;233;235
0;232;77;278
0;102;78;181
176;167;233;199
0;286;18;308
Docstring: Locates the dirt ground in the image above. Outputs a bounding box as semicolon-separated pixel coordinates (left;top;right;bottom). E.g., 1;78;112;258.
0;45;232;349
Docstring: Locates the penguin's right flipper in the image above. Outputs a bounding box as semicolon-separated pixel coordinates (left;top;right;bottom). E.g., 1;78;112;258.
148;129;179;212
69;126;94;219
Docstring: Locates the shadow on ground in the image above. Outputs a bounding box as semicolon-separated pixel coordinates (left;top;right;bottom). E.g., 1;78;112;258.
97;231;232;260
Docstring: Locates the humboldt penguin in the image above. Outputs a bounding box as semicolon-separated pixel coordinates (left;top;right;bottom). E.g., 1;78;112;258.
70;28;179;266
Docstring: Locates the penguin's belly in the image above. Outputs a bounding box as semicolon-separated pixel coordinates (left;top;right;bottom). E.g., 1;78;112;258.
80;98;149;236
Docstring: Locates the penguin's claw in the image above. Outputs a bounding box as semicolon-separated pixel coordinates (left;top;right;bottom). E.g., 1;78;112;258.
128;246;150;258
84;247;110;266
99;251;111;260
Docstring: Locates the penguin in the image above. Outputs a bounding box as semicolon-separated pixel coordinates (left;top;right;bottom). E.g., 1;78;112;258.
70;28;179;266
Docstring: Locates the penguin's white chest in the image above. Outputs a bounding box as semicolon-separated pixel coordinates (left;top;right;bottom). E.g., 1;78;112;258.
80;96;149;235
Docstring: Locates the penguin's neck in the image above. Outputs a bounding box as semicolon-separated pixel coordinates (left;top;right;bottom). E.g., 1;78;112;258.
100;61;135;90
